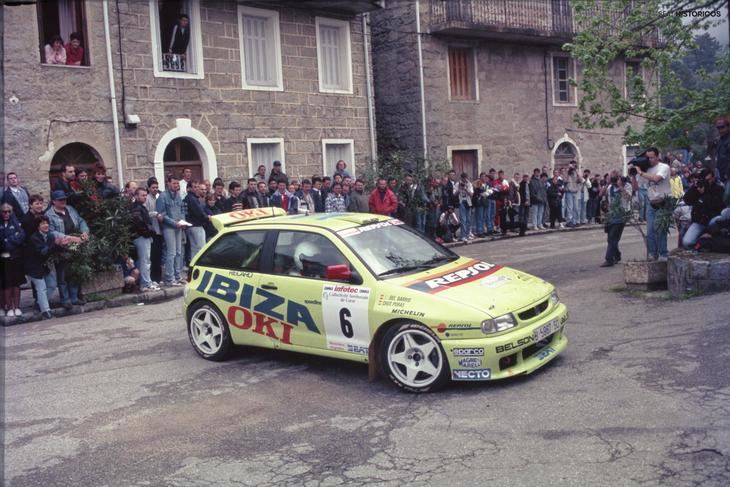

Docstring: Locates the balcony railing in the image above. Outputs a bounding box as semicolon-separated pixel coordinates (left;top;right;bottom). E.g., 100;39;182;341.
429;0;661;46
162;53;187;73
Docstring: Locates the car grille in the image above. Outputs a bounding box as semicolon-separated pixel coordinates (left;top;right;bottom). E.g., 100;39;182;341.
517;299;549;321
521;336;554;361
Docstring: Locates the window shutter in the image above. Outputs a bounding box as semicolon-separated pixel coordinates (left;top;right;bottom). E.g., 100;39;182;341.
242;15;271;85
449;47;473;100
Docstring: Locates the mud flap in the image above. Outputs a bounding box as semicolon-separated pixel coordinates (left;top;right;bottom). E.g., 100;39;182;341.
368;338;378;383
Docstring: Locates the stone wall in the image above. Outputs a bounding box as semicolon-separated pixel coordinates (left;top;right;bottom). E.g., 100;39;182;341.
3;1;373;195
668;252;730;298
370;0;641;177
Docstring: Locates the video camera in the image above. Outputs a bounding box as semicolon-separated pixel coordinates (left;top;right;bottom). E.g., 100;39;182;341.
628;151;651;176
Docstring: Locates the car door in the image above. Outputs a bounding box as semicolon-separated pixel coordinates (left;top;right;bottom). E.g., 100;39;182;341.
192;229;270;348
255;229;371;355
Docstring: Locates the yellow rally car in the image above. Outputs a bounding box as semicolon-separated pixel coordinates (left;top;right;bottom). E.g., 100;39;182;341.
183;208;568;392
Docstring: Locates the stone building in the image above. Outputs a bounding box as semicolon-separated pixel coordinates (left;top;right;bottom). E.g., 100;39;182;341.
3;0;381;195
369;0;655;178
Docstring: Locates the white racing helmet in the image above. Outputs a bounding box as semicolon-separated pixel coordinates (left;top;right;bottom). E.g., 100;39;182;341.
294;241;322;273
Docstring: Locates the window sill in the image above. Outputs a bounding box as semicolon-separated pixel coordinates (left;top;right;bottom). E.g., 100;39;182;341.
40;63;91;69
449;98;480;103
318;87;354;95
552;102;578;108
242;83;284;92
153;69;205;80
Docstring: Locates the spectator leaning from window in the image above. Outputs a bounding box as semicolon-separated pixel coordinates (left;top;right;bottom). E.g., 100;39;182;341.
368;177;398;216
156;175;186;286
131;187;160;292
269;160;289;185
1;203;25;317
333;160;352;179
3;172;31;218
681;168;726;249
348;179;369;213
44;35;66;65
169;14;190;55
45;191;89;309
65;32;84;66
25;215;79;320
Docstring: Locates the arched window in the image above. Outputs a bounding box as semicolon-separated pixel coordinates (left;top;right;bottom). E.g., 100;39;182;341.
163;138;203;181
49;142;103;186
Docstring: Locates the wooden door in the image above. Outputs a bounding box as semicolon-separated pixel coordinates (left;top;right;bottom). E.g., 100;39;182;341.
452;150;478;179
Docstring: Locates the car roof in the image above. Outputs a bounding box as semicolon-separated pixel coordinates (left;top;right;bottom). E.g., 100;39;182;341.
212;210;392;233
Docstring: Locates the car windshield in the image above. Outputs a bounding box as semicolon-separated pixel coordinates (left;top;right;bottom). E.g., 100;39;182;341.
340;221;458;277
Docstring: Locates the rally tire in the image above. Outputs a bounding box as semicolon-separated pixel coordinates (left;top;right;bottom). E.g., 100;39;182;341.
187;301;232;361
379;322;450;393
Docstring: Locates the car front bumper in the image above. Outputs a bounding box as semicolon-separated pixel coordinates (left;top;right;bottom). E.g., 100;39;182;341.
443;303;568;381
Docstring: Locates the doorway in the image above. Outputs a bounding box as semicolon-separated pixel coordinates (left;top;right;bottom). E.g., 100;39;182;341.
163;138;203;181
451;150;478;179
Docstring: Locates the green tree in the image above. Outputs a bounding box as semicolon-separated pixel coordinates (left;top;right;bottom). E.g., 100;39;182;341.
566;0;730;152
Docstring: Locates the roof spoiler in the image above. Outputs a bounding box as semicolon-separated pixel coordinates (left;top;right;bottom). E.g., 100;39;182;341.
211;207;287;231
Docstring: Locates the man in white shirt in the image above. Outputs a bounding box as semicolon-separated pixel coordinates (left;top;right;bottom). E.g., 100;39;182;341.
632;147;671;260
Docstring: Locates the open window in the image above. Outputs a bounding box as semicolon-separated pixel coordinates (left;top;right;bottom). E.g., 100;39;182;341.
624;60;643;99
247;138;285;178
37;0;90;66
316;17;353;94
149;0;204;79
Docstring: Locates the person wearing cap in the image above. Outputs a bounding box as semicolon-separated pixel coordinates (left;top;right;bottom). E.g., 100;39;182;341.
45;190;89;309
269;160;289;185
681;168;726;249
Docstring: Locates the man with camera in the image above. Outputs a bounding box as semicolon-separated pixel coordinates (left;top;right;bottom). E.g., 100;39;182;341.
681;169;726;249
630;147;671;261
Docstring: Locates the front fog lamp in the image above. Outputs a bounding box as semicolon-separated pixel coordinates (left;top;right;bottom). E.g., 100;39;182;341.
550;290;560;305
481;313;517;335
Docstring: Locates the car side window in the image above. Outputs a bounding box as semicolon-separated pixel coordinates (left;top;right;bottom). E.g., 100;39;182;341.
273;231;349;280
196;231;266;271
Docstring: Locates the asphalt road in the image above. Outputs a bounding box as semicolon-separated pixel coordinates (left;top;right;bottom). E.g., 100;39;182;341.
4;227;729;486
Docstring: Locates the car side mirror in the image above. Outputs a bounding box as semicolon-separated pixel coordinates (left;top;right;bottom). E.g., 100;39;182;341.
326;264;352;282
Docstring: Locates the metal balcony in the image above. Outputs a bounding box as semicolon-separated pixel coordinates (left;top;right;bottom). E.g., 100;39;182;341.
238;0;384;15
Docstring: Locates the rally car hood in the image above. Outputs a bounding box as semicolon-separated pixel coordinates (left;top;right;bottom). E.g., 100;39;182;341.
393;257;553;318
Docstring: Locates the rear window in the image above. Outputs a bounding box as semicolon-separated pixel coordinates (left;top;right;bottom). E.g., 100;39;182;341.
196;231;266;271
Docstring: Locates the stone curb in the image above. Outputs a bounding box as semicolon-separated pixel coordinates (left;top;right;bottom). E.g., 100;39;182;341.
443;222;606;248
1;287;185;326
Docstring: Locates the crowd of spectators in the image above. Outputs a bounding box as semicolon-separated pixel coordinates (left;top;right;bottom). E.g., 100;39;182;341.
2;130;730;320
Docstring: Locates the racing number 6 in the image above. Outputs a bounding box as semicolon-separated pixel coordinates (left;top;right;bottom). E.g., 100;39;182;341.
339;307;354;338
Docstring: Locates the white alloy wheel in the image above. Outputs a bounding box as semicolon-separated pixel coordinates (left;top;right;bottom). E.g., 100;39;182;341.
188;302;231;360
386;328;445;390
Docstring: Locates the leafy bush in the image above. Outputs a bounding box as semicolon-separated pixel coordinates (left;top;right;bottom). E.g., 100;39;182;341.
361;150;452;189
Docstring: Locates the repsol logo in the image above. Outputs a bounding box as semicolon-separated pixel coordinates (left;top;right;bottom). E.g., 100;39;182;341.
495;336;532;353
196;271;319;339
406;260;501;294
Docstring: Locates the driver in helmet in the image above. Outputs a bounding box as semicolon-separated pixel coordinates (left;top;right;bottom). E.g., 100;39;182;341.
292;240;326;278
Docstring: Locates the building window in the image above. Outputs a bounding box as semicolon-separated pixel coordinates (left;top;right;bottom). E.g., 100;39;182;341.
316;17;353;94
551;54;576;105
37;0;90;66
149;0;204;79
238;6;283;91
322;139;355;177
247;138;285;177
625;60;642;98
448;47;477;101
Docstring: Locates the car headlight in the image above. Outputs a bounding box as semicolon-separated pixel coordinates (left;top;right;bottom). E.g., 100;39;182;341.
550;289;560;305
481;313;517;335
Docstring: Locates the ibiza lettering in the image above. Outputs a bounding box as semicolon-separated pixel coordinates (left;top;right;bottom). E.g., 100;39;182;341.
196;271;319;337
495;336;532;353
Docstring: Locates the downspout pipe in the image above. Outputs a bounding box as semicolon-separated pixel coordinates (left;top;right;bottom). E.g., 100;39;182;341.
415;0;428;162
362;13;377;164
103;0;124;185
